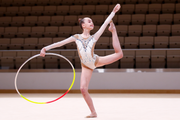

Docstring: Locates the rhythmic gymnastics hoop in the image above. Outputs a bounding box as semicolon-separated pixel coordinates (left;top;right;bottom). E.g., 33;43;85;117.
14;53;76;104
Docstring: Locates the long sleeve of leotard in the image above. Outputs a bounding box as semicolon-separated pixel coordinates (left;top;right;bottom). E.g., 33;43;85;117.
44;36;75;51
94;12;115;41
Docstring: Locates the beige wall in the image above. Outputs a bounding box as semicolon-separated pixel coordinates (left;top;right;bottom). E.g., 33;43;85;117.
0;69;180;90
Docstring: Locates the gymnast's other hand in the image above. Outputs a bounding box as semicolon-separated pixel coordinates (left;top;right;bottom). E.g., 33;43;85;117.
40;48;46;57
113;4;121;13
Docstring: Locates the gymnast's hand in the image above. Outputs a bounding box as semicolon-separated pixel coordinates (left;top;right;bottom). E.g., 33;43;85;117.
40;48;46;57
113;4;121;13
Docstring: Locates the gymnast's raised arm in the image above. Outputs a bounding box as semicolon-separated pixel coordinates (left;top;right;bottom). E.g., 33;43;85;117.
93;4;121;41
40;37;75;57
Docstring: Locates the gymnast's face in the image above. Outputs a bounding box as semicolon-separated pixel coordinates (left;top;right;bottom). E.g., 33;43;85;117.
82;17;94;31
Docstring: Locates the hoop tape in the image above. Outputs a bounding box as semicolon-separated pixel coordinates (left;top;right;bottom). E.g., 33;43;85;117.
14;53;76;104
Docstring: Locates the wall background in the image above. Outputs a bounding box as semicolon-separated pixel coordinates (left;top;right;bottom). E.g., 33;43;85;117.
0;69;180;92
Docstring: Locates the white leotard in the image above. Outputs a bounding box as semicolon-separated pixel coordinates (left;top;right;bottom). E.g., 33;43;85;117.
44;12;115;69
72;34;98;69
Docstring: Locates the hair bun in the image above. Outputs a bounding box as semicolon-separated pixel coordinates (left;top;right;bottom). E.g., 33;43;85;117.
78;18;82;23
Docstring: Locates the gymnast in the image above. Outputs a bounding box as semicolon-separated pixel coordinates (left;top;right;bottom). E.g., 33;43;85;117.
40;3;123;118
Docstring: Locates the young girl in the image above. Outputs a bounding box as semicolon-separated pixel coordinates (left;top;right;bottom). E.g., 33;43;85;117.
40;4;123;118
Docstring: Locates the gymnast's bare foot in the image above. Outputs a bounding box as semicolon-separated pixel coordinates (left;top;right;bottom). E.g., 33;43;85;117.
86;112;97;118
108;21;116;33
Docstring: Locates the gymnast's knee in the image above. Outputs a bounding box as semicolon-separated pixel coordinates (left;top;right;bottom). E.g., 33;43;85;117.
80;87;88;96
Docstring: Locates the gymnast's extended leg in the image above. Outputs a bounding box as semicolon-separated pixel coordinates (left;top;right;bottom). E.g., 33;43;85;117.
96;21;123;67
80;65;97;118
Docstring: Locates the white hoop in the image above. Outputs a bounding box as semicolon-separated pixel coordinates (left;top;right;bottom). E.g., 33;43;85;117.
14;53;76;104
